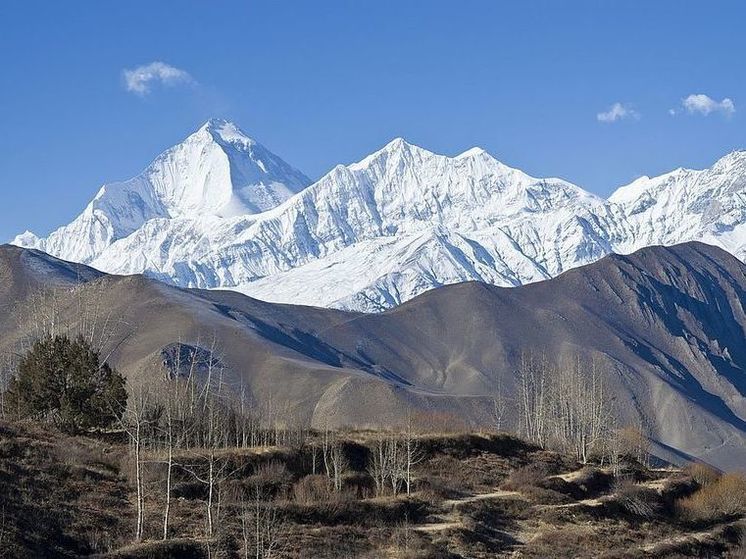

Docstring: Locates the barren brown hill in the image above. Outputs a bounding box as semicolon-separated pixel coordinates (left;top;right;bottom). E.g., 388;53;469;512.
1;242;745;469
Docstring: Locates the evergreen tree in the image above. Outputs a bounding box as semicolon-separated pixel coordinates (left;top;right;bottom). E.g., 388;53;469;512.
5;334;127;433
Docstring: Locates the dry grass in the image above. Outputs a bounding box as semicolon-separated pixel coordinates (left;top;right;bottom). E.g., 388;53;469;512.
612;477;661;519
501;462;556;491
0;421;132;557
678;473;746;523
683;461;721;486
2;421;746;558
293;474;336;505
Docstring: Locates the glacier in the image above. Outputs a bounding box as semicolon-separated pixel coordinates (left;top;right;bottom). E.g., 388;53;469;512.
13;120;746;312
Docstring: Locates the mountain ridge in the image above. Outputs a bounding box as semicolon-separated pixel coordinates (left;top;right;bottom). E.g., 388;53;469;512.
12;120;746;311
2;240;746;469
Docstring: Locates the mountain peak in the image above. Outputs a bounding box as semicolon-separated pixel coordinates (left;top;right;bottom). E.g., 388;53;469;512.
348;137;435;171
385;137;409;149
457;147;488;158
378;137;426;156
197;118;256;148
11;120;311;261
713;149;746;171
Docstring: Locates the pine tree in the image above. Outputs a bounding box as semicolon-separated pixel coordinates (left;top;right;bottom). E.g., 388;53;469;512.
5;334;127;433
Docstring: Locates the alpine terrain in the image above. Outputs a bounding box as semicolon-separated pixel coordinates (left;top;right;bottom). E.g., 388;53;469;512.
12;120;746;311
1;241;745;470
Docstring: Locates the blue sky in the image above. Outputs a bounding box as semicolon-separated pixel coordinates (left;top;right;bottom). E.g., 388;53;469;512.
1;0;744;242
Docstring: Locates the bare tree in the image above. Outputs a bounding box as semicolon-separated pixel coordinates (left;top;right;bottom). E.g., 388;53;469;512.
71;279;126;357
367;433;418;497
321;427;333;479
402;418;425;496
241;484;284;559
492;372;507;432
161;403;174;541
516;353;550;447
368;437;389;497
617;421;651;466
329;439;348;493
19;282;131;361
551;357;615;463
118;384;156;542
155;382;184;541
516;353;617;463
181;396;234;541
25;287;64;342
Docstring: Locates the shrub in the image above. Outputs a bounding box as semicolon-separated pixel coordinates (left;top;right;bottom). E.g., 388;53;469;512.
254;459;288;482
684;462;721;487
573;467;614;494
4;334;127;433
613;477;660;519
540;467;614;500
240;459;293;501
732;525;746;559
293;474;335;504
521;485;573;505
678;473;746;522
102;538;206;558
502;462;554;491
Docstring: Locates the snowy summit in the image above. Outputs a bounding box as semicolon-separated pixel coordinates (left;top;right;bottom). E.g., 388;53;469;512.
13;120;746;312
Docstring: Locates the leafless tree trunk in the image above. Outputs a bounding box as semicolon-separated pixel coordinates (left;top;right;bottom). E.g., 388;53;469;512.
388;436;404;496
311;444;318;475
368;438;389;497
403;418;424;495
492;373;507;432
182;395;233;542
517;353;550;447
159;391;176;541
118;385;152;542
162;431;173;540
242;484;284;559
551;357;614;463
321;427;332;478
330;439;348;493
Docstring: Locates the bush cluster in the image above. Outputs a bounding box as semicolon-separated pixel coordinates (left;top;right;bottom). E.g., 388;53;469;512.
4;334;127;433
678;472;746;522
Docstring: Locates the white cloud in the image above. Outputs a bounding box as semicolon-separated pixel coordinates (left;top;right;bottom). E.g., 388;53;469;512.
122;61;194;95
681;94;735;117
597;102;639;123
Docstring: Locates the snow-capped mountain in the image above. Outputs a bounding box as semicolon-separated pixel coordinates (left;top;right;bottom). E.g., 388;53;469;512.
15;119;311;264
12;120;746;311
602;150;746;260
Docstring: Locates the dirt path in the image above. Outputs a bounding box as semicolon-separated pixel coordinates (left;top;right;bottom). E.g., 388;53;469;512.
414;470;681;547
414;471;580;534
443;488;523;507
548;467;612;483
414;518;463;533
637;523;737;555
414;488;526;533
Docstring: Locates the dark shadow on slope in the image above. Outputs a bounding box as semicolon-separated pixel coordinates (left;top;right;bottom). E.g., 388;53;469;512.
654;439;711;469
603;256;746;433
212;303;411;385
631;342;746;432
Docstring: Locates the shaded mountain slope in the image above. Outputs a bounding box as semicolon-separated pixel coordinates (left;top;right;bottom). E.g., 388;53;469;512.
0;242;744;469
